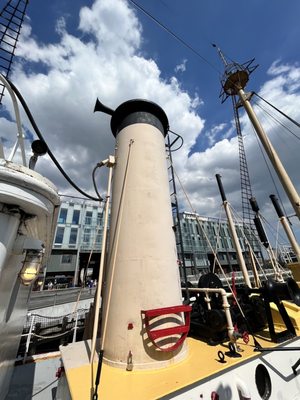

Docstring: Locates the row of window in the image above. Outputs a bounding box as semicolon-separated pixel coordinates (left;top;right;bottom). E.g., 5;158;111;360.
58;209;104;226
55;227;103;246
55;227;78;244
182;221;232;238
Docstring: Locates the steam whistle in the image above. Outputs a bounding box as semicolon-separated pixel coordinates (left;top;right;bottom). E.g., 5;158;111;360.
94;98;114;116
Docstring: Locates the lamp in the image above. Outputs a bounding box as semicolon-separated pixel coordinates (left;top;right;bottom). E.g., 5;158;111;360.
19;250;44;286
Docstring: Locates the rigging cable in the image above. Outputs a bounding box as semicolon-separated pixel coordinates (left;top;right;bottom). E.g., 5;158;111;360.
249;122;289;218
128;0;220;74
6;78;100;202
172;165;262;347
252;99;300;142
253;91;300;129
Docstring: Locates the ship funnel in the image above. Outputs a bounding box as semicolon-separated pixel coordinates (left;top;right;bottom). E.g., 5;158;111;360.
100;99;188;371
93;98;114;116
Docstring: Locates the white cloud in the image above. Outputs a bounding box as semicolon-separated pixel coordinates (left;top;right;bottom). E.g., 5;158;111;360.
2;0;202;199
204;122;228;146
174;61;300;247
2;0;300;246
174;59;187;73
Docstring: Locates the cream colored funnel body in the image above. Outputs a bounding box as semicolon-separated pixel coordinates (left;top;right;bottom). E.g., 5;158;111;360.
101;100;187;370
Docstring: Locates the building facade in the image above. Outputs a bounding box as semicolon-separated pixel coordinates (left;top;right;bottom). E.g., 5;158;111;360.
46;202;262;286
176;211;262;279
46;200;106;285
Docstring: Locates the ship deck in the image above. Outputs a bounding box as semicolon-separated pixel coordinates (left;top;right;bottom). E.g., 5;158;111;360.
60;301;300;400
60;332;282;400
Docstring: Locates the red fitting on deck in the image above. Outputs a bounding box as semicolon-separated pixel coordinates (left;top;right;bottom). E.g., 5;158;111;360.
211;391;219;400
55;366;65;378
141;305;191;352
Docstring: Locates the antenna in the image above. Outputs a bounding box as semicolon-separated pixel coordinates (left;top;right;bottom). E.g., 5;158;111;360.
0;0;29;105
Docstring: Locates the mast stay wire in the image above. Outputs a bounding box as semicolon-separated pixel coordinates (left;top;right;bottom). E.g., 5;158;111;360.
254;91;300;129
252;99;300;142
172;165;249;317
228;205;268;280
173;163;266;349
251;101;300;218
249;122;289;219
128;0;220;74
171;162;264;347
229;202;286;274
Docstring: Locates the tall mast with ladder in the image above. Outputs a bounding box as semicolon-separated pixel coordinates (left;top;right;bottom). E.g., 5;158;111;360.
214;45;260;269
214;44;300;222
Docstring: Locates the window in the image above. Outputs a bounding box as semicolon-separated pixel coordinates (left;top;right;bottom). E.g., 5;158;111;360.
61;254;72;264
97;212;103;225
55;227;64;244
72;210;80;225
96;232;102;243
69;228;78;245
85;211;92;225
83;228;91;243
58;209;67;224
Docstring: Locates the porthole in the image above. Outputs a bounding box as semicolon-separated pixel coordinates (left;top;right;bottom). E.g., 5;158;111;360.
255;364;272;399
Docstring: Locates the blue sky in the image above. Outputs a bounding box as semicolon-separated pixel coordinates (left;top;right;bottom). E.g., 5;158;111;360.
2;0;300;246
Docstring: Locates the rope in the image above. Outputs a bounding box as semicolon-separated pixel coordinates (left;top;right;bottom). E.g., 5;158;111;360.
27;308;89;321
90;160;114;363
30;329;75;340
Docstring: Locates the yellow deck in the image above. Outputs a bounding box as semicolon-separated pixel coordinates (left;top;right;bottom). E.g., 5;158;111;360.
58;300;300;399
61;334;278;400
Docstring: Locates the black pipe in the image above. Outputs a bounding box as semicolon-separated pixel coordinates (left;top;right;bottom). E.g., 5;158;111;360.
253;216;269;248
215;174;227;202
249;197;260;213
270;194;284;218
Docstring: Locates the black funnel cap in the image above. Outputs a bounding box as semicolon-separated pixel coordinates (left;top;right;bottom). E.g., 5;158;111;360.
110;99;169;137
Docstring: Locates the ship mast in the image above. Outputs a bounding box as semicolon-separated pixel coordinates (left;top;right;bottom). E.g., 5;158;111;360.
215;45;300;221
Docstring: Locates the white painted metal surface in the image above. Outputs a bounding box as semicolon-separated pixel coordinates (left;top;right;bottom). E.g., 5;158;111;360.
166;339;300;400
101;118;186;370
0;160;60;399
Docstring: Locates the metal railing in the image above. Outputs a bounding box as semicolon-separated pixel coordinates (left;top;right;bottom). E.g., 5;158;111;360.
20;308;90;362
29;287;96;310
